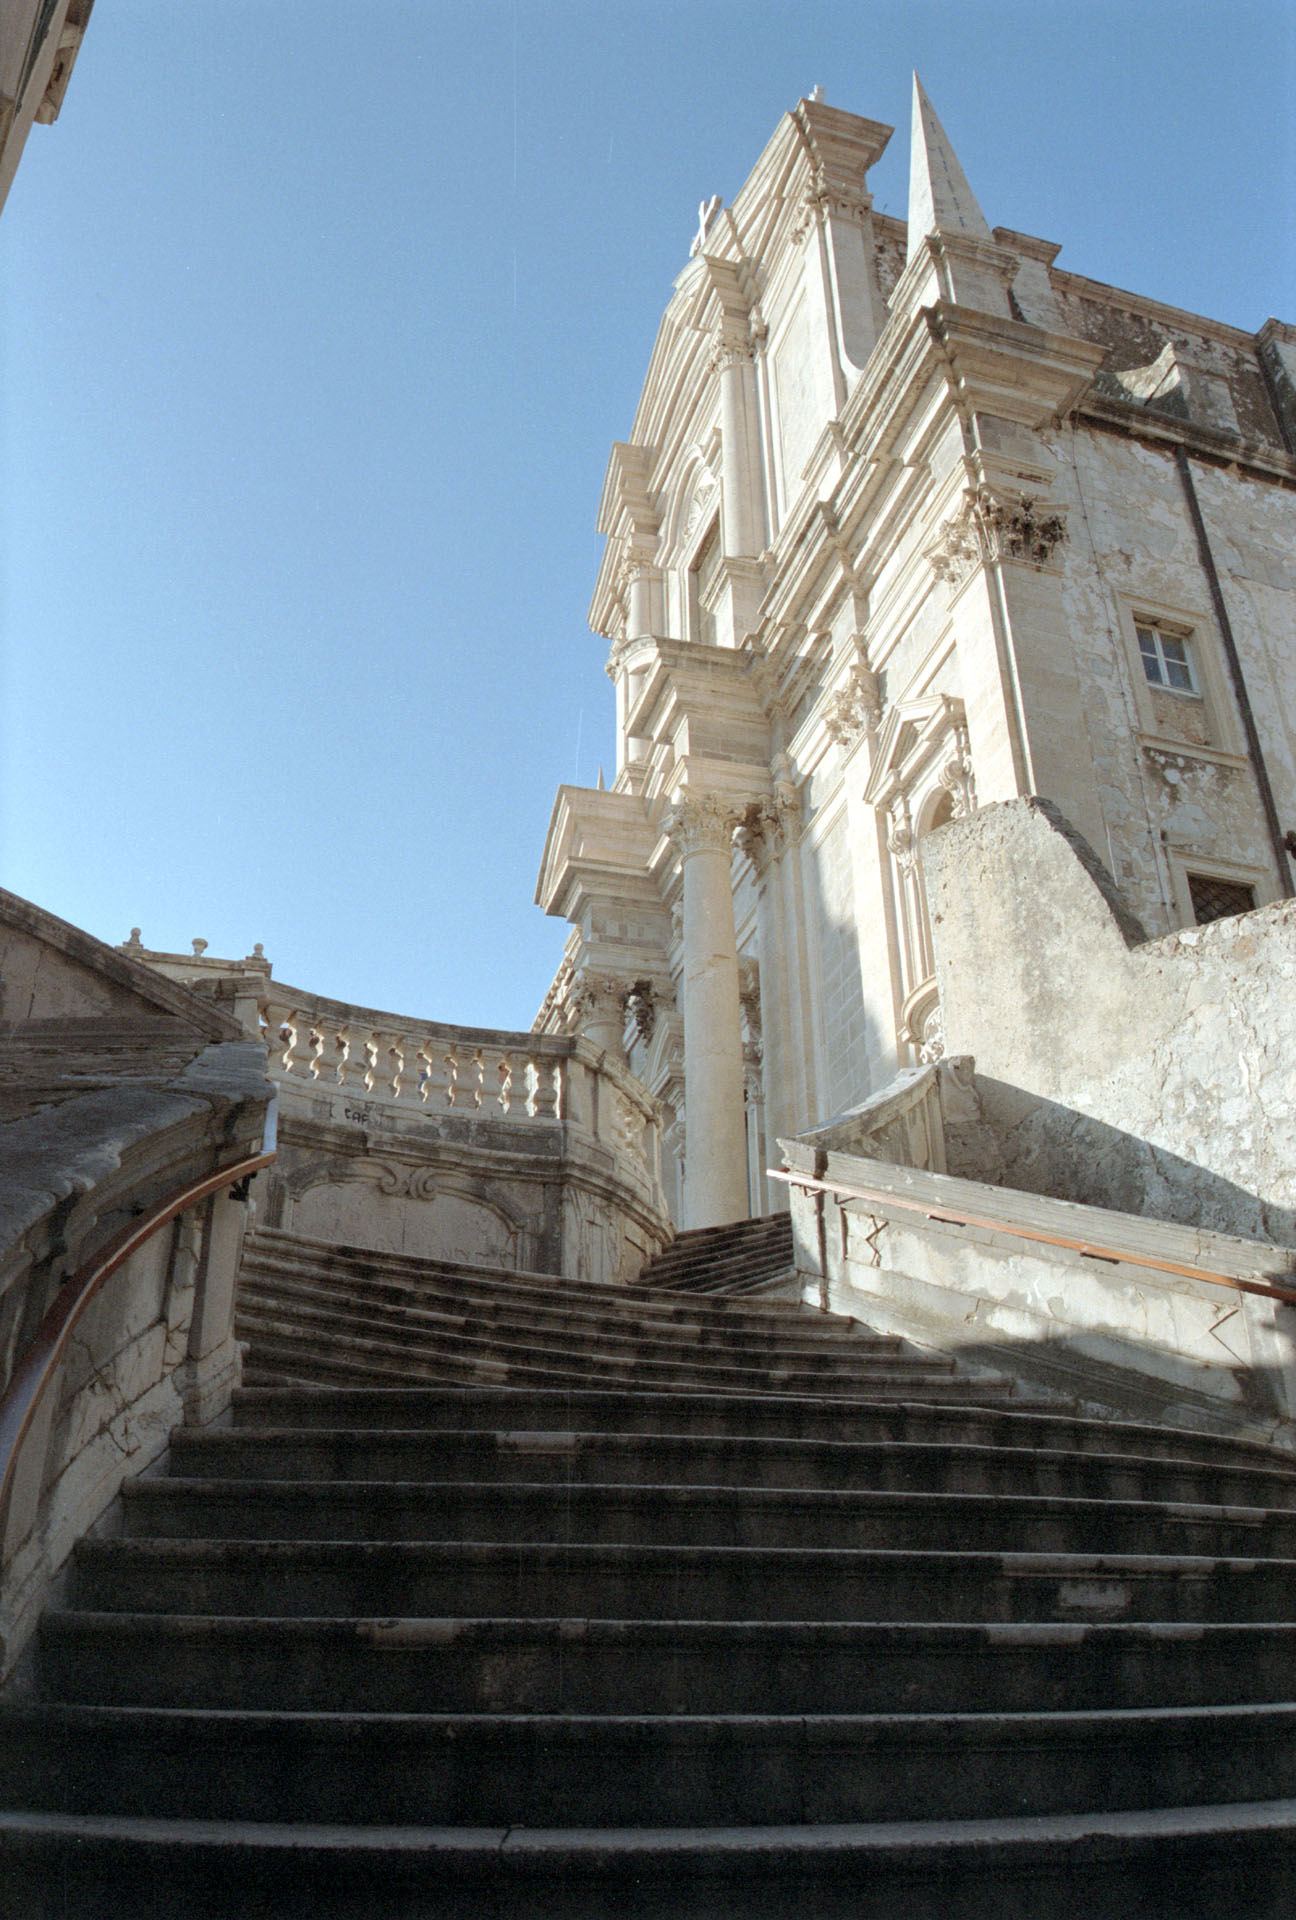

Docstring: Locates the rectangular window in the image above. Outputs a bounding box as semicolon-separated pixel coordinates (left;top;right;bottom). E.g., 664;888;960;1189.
1187;873;1256;925
689;518;721;648
1137;623;1197;694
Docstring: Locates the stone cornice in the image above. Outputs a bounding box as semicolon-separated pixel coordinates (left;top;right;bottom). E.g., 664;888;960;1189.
1075;393;1296;485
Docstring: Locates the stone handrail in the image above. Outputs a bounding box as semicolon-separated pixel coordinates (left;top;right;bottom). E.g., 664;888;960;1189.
0;1041;273;1682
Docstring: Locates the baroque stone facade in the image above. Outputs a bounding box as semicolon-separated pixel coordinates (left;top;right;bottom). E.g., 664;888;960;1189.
534;79;1296;1231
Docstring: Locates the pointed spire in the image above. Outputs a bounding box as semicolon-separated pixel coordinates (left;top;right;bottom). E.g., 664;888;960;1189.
907;74;993;262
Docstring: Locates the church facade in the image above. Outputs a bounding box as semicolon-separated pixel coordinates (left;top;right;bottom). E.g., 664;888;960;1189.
534;82;1296;1232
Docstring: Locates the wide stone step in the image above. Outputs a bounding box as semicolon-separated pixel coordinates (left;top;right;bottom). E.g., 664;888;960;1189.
4;1701;1296;1826
234;1324;1000;1402
3;1802;1295;1920
39;1613;1296;1716
119;1476;1296;1556
239;1259;827;1343
71;1537;1296;1626
228;1385;1295;1470
234;1283;918;1374
165;1426;1296;1508
242;1231;808;1325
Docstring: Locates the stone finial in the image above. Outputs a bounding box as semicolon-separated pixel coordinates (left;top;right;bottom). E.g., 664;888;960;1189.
906;74;993;262
191;938;209;957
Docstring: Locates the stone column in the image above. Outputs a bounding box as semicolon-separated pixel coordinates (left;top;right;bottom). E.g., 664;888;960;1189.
665;792;748;1228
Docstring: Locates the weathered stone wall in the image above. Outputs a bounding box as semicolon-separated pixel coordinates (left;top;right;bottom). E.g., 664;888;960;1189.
781;1135;1296;1443
925;796;1296;1246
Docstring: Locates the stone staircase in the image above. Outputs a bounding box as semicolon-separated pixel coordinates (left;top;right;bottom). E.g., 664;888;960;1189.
4;1233;1296;1914
636;1210;796;1293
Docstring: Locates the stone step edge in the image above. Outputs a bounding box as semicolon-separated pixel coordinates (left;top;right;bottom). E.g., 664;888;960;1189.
237;1266;830;1338
232;1336;973;1399
234;1275;896;1354
3;1795;1293;1862
166;1428;1296;1499
226;1384;1296;1467
123;1476;1296;1527
243;1229;812;1315
44;1613;1296;1649
74;1538;1296;1579
11;1701;1296;1738
233;1313;961;1382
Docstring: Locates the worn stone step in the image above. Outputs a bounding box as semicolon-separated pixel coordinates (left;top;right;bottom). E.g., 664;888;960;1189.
233;1284;920;1375
39;1613;1296;1717
2;1801;1292;1920
165;1426;1296;1508
242;1230;808;1325
71;1537;1296;1626
4;1701;1296;1827
233;1324;1003;1402
119;1475;1296;1556
227;1386;1296;1470
235;1270;870;1360
240;1344;1013;1405
240;1248;817;1333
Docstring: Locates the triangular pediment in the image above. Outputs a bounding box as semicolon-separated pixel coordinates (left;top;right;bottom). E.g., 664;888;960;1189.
862;694;965;808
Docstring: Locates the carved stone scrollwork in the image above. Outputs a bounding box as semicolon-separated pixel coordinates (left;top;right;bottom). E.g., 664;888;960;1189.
738;958;762;1060
937;721;977;819
663;791;742;858
917;1002;946;1065
928;487;1068;584
734;799;779;872
622;979;658;1044
824;662;882;749
887;798;918;876
682;470;719;540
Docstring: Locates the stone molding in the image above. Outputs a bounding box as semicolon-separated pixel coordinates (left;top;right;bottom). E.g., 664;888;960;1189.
928;486;1068;584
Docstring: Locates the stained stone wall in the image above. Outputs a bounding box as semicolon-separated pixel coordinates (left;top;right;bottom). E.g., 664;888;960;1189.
924;797;1296;1246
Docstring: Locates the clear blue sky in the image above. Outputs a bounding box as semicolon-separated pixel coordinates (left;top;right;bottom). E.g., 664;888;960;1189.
2;1;1293;1028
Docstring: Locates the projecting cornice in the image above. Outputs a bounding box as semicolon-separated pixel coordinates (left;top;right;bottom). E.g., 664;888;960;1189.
534;785;662;921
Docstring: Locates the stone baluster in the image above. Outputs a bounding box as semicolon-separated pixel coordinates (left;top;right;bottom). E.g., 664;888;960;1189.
530;1054;560;1120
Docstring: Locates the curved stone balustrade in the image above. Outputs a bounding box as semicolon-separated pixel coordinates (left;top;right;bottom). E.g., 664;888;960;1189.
250;987;671;1288
259;994;566;1122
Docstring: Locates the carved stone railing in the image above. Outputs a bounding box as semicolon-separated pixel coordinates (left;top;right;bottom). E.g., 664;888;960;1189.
259;990;567;1123
250;985;670;1286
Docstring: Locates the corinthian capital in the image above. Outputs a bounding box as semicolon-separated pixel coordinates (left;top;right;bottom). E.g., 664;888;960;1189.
663;791;742;857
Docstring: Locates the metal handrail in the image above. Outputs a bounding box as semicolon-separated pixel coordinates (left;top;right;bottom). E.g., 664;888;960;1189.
769;1166;1296;1309
0;1120;276;1533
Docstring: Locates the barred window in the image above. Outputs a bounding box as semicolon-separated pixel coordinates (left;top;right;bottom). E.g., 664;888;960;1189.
1187;873;1256;925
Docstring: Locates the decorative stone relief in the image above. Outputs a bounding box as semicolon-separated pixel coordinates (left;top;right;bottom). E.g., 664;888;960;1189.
824;662;882;749
682;467;719;541
928;487;1068;583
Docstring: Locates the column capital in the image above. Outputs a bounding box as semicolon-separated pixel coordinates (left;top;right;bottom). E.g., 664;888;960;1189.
663;791;743;858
